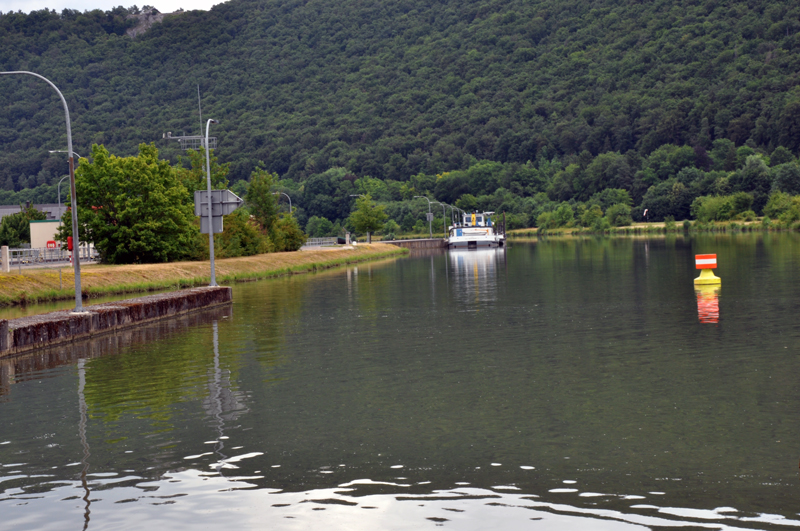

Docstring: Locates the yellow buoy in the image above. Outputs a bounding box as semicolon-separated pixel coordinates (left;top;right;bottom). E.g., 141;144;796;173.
694;254;721;285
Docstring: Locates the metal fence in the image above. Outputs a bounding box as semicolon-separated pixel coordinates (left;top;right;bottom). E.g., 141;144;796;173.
303;237;338;247
2;245;98;268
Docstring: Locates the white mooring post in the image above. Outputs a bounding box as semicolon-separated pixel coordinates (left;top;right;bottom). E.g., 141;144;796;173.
1;246;9;273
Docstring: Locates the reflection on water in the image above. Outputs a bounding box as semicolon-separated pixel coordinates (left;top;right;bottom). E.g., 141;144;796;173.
4;463;800;530
3;234;800;530
695;285;721;324
449;247;506;305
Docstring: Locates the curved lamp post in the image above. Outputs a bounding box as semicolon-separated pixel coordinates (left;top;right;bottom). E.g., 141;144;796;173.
414;195;433;238
2;71;83;311
273;192;292;213
205;119;218;287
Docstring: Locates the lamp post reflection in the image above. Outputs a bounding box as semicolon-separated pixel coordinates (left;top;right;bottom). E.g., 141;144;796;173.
77;357;91;530
203;320;248;474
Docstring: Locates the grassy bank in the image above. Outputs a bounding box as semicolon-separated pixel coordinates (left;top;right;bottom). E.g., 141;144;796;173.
507;218;791;237
0;244;407;307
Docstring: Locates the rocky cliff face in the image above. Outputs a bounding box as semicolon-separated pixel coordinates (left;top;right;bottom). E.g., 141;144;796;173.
126;8;183;38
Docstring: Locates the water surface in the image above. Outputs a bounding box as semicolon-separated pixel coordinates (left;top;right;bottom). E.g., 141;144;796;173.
2;233;800;530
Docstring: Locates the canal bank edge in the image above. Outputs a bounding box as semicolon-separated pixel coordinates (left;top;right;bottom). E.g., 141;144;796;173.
0;286;231;359
0;244;408;307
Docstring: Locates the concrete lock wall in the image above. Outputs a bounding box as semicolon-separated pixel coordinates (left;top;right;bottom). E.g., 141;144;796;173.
387;239;448;249
0;286;232;359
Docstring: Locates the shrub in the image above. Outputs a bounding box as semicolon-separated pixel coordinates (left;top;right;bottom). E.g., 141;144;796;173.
553;203;575;227
580;204;603;227
739;210;756;221
536;211;555;229
383;219;400;234
591;216;611;232
606;203;632;226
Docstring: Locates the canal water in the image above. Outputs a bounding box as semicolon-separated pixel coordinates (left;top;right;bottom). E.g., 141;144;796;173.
2;233;800;530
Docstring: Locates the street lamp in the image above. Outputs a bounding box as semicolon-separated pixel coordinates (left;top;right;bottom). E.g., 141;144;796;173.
2;71;83;312
433;202;448;237
204;118;218;287
414;196;433;238
273;192;292;213
49;149;82;159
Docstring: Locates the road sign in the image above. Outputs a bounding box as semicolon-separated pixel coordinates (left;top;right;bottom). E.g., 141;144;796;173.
194;189;244;234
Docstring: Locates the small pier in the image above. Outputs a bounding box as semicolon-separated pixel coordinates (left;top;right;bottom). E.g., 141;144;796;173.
0;286;232;358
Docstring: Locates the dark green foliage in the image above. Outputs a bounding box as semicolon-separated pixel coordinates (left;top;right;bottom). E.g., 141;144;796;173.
57;143;198;264
214;208;269;258
605;204;632;227
0;204;46;246
349;194;388;235
3;0;800;192
246;169;278;232
691;192;755;222
270;214;306;252
305;216;334;237
771;163;800;194
4;0;800;230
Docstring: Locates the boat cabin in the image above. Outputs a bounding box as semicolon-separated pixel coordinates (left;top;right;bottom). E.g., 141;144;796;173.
457;211;493;228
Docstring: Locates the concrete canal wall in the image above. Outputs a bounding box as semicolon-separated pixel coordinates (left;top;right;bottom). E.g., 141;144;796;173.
0;286;231;359
387;238;447;249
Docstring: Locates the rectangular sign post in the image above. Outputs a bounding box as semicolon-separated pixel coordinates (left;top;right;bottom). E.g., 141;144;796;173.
194;190;244;234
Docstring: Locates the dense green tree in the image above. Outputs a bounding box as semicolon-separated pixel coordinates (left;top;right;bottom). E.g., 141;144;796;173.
305;215;334;237
56;143;198;264
246;169;279;232
348;194;388;240
605;204;632;227
771;163;800;195
0;204;46;247
214;208;269;258
270;214;306;252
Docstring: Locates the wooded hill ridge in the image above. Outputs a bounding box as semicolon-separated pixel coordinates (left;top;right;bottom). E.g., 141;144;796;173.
2;0;800;224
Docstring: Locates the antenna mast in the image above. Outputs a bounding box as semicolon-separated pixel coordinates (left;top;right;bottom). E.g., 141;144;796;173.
197;84;203;137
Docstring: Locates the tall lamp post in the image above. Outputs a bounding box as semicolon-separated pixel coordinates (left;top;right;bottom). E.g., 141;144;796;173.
2;71;83;312
205;119;219;287
414;196;433;238
273;192;292;214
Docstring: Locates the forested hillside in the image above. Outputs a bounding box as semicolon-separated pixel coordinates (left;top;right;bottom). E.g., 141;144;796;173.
2;0;800;225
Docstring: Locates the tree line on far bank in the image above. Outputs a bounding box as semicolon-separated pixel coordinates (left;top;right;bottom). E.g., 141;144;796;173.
4;137;800;255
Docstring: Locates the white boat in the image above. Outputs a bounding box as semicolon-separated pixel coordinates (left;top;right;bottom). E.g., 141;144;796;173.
447;211;505;249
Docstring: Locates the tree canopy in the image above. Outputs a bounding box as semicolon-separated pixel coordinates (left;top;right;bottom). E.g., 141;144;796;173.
2;0;800;231
56;143;199;263
349;194;388;236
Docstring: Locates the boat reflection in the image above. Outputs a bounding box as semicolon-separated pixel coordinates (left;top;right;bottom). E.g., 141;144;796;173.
695;285;720;324
449;247;506;305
